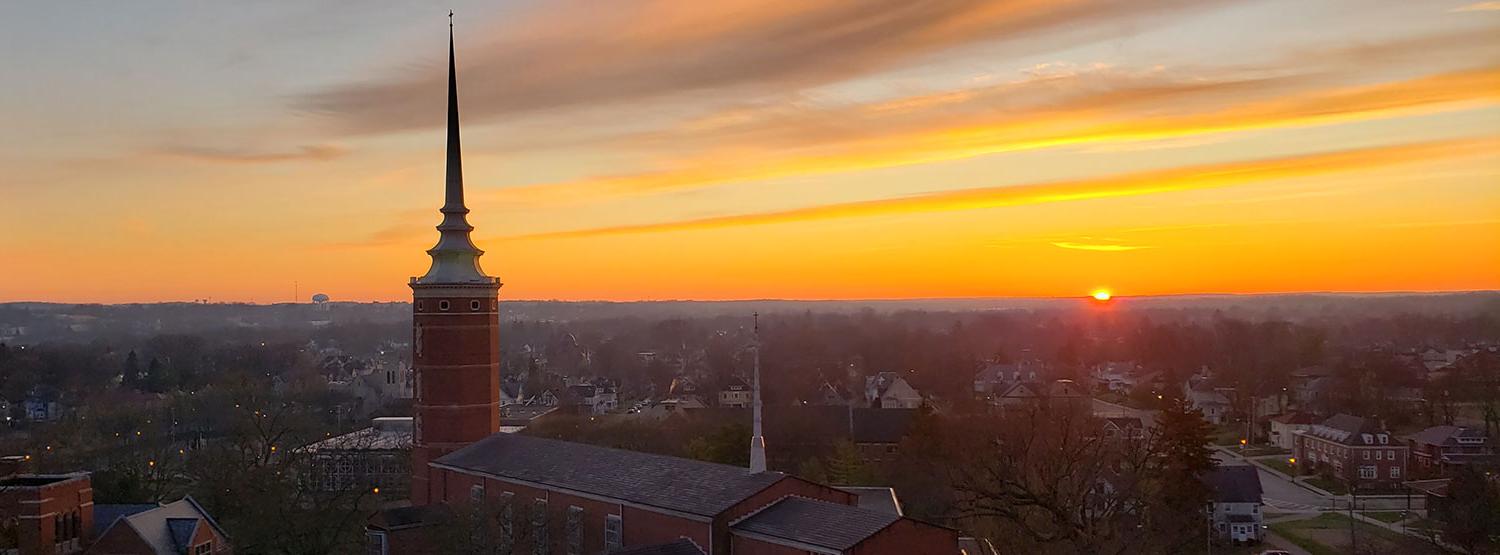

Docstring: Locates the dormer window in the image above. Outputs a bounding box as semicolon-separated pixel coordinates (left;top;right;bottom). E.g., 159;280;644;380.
1361;433;1373;445
1377;434;1388;444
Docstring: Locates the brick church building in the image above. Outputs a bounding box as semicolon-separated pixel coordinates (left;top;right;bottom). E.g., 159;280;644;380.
366;20;958;555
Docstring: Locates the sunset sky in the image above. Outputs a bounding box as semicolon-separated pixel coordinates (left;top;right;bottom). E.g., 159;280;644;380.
2;1;1497;303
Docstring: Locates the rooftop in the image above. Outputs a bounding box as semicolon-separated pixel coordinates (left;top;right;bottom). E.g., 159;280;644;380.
434;432;785;517
731;497;900;550
1207;465;1263;504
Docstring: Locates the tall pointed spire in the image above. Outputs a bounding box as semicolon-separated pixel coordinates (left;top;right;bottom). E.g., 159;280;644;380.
443;11;464;212
414;13;494;285
749;312;767;473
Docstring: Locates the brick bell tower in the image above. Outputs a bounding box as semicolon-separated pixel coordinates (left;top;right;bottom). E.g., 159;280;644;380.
409;18;501;505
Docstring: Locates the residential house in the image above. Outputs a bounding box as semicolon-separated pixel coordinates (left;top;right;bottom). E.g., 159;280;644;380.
87;497;230;555
1206;465;1264;544
1406;425;1494;478
1101;417;1146;441
1184;386;1231;425
864;372;923;409
1269;412;1317;451
562;382;618;415
718;378;752;408
972;361;1045;397
1293;414;1407;489
812;381;853;406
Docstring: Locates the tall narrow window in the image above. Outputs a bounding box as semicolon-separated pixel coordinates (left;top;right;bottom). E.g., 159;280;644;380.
566;506;584;555
499;492;515;551
605;515;622;552
532;498;548;555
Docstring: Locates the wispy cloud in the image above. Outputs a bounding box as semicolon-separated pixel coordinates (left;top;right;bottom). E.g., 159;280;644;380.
1452;2;1500;12
300;0;1234;133
490;66;1500;202
503;137;1496;240
1051;241;1153;251
156;144;349;163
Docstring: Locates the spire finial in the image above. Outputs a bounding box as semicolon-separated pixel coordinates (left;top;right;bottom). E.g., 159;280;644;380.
449;10;453;28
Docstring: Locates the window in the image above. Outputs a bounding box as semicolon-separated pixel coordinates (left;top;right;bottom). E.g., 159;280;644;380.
1387;450;1395;460
439;300;450;311
366;531;388;555
1363;450;1370;460
1359;465;1377;479
566;506;584;555
605;515;623;552
1376;450;1382;460
470;484;485;503
416;301;424;312
1389;466;1400;479
1378;434;1389;444
195;542;213;555
499;492;515;550
532;498;548;555
471;300;482;311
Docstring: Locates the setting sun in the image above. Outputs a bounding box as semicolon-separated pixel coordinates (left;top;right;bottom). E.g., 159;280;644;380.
1092;290;1112;302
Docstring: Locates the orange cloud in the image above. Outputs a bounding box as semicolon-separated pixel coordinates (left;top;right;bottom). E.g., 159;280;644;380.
156;143;349;163
301;0;1234;133
493;67;1500;202
507;137;1497;240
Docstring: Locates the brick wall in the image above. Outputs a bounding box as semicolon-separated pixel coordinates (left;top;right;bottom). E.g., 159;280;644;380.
0;474;92;553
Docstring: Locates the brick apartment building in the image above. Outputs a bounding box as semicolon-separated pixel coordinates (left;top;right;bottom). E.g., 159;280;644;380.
370;25;962;554
1406;425;1494;478
1293;414;1407;488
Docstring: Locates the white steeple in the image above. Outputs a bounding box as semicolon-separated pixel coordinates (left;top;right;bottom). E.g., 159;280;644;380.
749;312;767;473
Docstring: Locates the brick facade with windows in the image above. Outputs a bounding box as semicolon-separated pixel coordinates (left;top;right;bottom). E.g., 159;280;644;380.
0;471;92;554
1292;414;1407;489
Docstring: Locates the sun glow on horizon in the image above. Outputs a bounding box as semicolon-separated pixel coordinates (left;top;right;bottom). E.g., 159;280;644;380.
1092;290;1113;302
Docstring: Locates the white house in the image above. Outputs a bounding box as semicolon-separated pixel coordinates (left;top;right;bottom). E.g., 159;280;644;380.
865;372;923;409
1207;465;1264;544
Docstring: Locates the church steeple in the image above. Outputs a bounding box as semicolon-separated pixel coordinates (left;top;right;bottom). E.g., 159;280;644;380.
408;14;504;505
414;14;493;285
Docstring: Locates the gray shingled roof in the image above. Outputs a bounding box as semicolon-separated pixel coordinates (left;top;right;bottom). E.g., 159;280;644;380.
92;504;158;537
614;539;705;555
434;433;784;517
1207;465;1263;504
731;497;899;550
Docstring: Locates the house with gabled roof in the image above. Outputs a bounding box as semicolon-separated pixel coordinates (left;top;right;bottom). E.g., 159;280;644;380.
87;496;229;555
1206;465;1263;544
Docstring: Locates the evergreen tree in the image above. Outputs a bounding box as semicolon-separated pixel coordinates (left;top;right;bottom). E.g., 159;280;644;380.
826;440;875;485
1151;396;1217;550
122;350;141;389
145;357;170;393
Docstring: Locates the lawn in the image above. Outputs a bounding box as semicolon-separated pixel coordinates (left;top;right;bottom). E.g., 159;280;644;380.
1270;513;1440;555
1303;475;1349;495
1362;511;1406;524
1241;445;1288;457
1261;457;1296;476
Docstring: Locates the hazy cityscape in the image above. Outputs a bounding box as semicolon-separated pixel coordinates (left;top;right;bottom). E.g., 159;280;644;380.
3;2;1498;555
